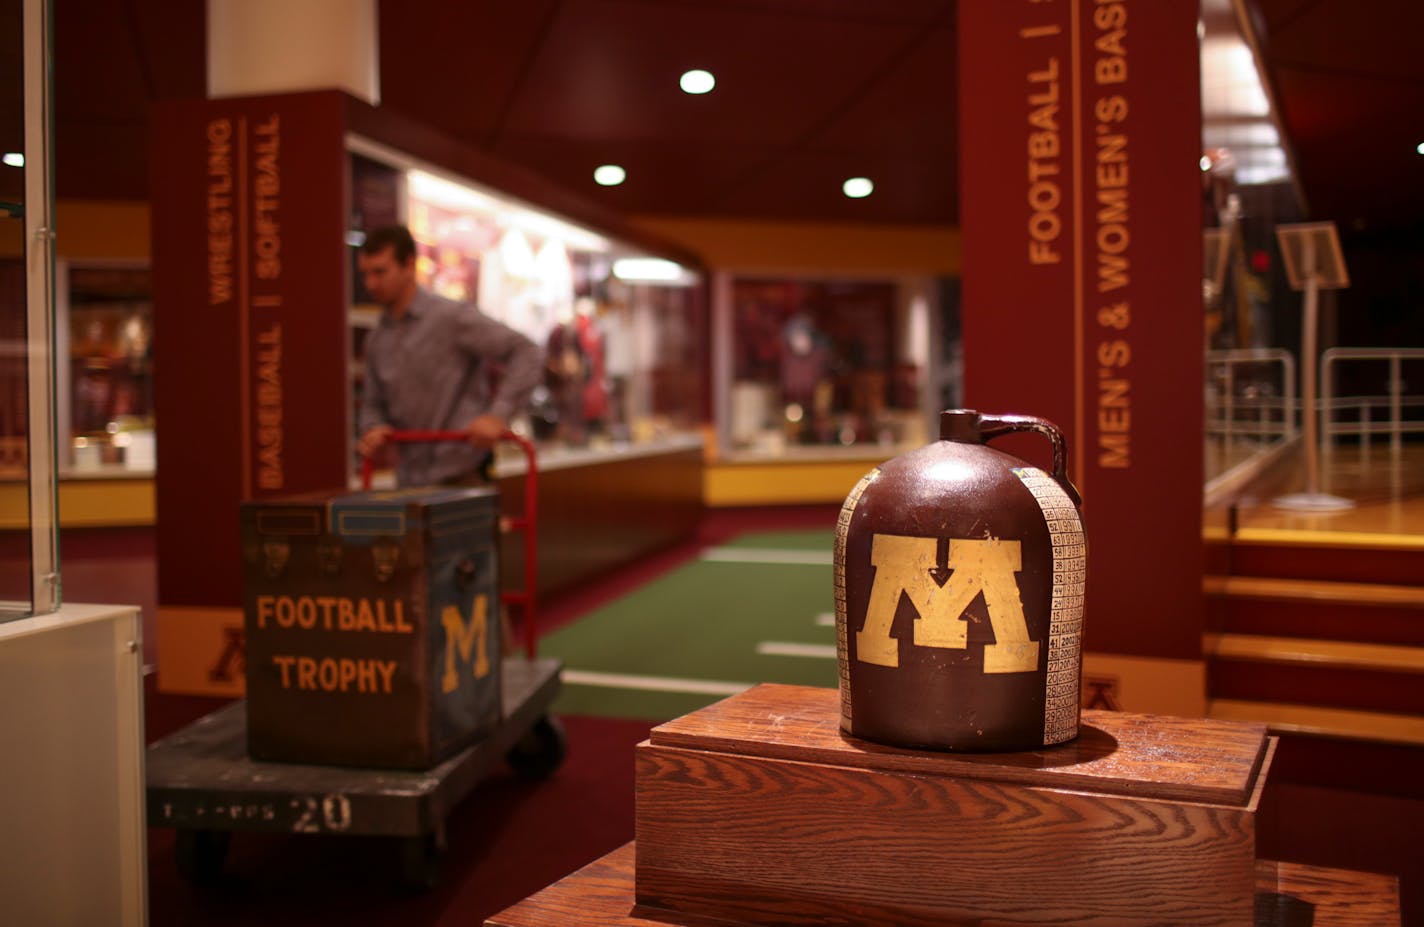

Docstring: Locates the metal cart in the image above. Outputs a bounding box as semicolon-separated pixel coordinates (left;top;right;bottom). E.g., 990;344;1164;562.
145;431;565;889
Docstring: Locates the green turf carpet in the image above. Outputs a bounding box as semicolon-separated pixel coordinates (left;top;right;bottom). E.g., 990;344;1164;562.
541;530;839;720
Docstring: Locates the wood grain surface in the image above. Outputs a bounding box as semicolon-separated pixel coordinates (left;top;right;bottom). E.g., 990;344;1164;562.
1255;859;1402;926
650;683;1270;806
484;843;1401;927
635;742;1259;927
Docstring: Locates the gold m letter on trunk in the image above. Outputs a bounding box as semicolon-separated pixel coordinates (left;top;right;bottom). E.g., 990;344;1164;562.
441;593;492;694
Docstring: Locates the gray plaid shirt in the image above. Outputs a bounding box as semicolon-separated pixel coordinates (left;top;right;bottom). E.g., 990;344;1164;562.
359;288;543;486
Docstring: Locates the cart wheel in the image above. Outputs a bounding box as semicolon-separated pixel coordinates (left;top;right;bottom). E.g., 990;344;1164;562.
400;832;446;892
174;828;230;885
506;715;567;781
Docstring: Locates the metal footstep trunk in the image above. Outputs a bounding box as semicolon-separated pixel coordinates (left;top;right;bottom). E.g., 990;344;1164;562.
241;487;503;769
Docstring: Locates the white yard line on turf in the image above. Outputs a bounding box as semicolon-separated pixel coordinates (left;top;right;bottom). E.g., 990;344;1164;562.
699;547;833;565
756;641;838;659
814;612;836;626
561;669;754;696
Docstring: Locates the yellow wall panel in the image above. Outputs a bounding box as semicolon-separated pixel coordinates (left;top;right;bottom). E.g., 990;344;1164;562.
704;460;875;507
0;478;155;529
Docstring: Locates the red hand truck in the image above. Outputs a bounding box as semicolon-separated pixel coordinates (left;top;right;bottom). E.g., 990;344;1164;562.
143;427;564;891
361;428;540;659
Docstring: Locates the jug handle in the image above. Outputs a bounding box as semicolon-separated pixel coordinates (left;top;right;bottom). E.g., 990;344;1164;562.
977;413;1082;506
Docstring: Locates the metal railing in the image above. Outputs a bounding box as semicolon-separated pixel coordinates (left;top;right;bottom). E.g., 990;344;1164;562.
1320;348;1424;464
1204;348;1298;452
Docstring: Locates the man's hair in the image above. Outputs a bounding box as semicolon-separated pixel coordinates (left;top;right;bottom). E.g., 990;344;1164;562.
360;225;417;265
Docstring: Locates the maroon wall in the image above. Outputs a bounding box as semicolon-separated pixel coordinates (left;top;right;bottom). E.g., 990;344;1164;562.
958;2;1204;676
150;90;351;691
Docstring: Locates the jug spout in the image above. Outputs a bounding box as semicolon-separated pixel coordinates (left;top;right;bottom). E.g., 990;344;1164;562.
939;409;982;442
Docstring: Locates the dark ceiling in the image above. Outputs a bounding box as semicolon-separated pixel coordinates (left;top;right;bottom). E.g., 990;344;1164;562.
2;0;1421;234
1248;0;1424;232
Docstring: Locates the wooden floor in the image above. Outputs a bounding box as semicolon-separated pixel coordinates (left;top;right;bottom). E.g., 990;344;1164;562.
1206;441;1424;546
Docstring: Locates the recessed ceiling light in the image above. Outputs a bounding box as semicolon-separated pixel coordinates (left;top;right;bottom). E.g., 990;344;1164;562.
2;152;23;168
594;164;627;186
679;69;716;95
613;257;684;282
1416;141;1424;155
843;177;874;199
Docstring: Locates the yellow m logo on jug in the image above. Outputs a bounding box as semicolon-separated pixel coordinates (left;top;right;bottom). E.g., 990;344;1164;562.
855;535;1039;673
440;593;491;694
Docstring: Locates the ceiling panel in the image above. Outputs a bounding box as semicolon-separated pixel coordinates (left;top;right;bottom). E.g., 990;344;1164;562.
1249;0;1424;230
809;24;957;156
711;145;958;223
128;0;207;100
376;0;562;143
0;0;21;176
1254;0;1424;76
0;0;1416;232
55;122;150;201
493;0;932;147
493;134;769;215
1271;68;1424;228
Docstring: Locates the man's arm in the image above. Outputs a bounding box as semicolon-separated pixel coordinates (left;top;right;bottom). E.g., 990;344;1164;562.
455;311;545;441
356;332;393;456
462;413;507;447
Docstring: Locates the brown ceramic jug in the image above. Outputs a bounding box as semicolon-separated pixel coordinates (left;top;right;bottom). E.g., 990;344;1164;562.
834;409;1086;751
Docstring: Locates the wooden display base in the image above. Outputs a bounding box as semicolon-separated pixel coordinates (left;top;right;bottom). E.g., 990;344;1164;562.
487;684;1401;927
486;844;1400;927
638;683;1278;926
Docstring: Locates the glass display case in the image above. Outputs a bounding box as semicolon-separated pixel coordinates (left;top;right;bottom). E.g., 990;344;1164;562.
56;262;154;474
1;0;59;618
346;146;707;483
720;273;946;460
0;246;34;614
1199;0;1307;490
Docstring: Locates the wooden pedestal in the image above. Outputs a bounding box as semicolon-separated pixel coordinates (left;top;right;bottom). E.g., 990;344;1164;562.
635;684;1274;927
486;844;1401;927
487;683;1401;927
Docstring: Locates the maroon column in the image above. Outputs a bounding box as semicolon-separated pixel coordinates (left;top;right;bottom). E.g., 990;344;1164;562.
151;90;351;694
958;1;1204;712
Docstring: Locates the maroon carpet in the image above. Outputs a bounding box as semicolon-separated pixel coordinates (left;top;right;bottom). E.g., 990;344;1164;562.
140;506;843;924
145;709;654;926
37;508;1424;924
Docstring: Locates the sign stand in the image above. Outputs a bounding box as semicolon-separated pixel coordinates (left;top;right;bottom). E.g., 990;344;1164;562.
1273;221;1353;511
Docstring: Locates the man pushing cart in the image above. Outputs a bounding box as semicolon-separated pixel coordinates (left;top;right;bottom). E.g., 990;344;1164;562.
143;225;563;889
